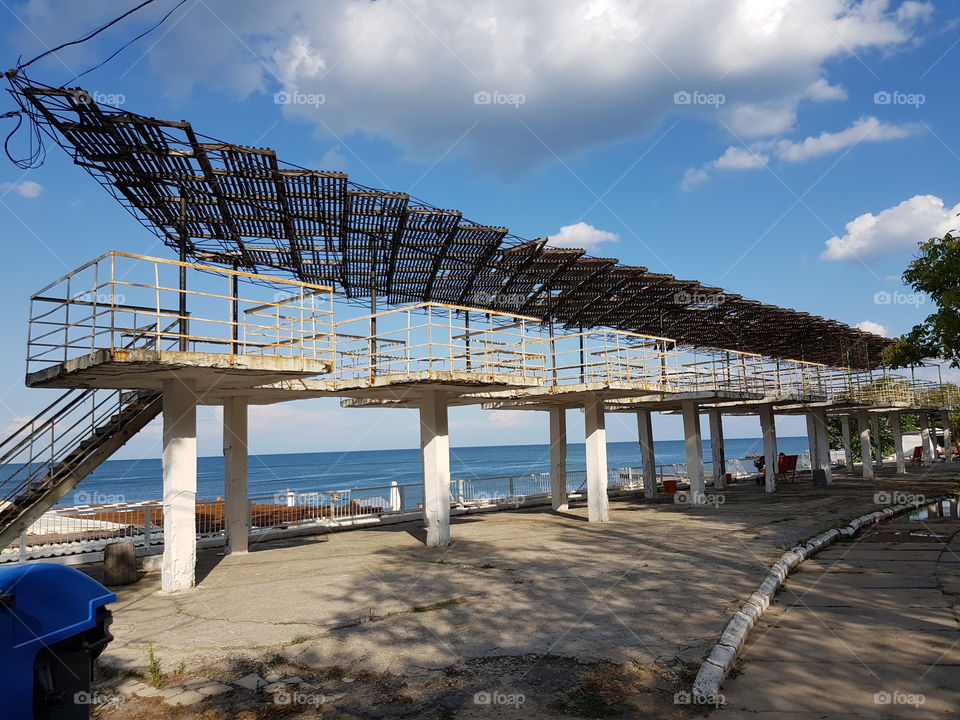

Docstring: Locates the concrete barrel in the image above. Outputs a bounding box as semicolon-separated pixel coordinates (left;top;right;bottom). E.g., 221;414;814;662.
103;541;138;585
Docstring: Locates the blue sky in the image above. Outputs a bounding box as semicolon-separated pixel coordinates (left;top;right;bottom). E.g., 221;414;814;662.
0;0;957;459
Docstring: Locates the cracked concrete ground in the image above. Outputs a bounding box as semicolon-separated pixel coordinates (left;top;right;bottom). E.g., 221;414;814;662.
715;497;960;719
85;465;958;690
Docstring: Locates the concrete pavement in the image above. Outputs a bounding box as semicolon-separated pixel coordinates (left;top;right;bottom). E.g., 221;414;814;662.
715;498;960;719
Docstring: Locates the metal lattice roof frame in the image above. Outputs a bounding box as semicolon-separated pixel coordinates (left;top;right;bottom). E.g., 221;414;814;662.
12;81;891;368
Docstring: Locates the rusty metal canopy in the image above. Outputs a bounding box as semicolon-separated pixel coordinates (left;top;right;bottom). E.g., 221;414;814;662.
15;83;890;368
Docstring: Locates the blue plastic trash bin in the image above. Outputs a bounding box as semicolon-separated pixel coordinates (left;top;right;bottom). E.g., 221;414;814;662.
0;563;115;719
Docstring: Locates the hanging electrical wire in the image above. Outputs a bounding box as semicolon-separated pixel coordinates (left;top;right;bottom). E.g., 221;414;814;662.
2;0;191;169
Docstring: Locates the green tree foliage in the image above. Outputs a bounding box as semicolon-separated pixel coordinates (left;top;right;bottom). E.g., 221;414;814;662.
882;232;960;367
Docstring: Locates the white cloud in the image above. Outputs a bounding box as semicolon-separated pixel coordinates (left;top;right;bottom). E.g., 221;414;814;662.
320;145;349;171
714;145;769;170
804;77;847;102
821;195;960;261
855;320;889;337
546;222;618;250
10;0;933;172
683;116;916;189
774;116;917;162
1;180;43;199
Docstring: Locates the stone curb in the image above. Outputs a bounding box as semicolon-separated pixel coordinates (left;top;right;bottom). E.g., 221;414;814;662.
691;493;953;698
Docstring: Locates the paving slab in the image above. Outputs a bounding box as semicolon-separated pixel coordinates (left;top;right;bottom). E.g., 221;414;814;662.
715;509;960;719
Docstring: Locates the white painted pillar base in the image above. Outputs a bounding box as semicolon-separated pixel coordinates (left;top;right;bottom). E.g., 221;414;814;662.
943;411;954;462
223;397;250;555
708;410;726;489
871;416;883;466
891;411;906;474
840;416;853;470
162;378;198;593
682;401;705;497
814;408;832;484
420;389;451;547
584;394;609;523
858;411;874;479
637;410;657;499
758;404;777;493
549;407;568;511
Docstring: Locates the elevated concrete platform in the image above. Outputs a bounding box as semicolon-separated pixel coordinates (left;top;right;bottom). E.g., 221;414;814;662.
220;370;544;406
25;348;333;392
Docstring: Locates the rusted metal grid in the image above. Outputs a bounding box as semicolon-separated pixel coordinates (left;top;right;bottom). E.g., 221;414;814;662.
13;81;891;369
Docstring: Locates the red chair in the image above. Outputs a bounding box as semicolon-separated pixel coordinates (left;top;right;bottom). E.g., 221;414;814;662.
776;454;801;482
908;446;923;467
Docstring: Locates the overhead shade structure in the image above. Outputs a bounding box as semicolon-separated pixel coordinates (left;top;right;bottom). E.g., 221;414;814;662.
12;79;890;368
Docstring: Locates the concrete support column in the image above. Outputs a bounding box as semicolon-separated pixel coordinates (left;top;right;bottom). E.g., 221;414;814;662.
223;397;249;555
584;393;609;523
942;410;954;462
920;413;934;465
419;389;451;547
758;404;777;493
815;408;832;484
708;410;726;488
858;410;874;479
930;413;941;459
805;412;821;471
162;378;198;593
682;401;705;497
840;416;853;470
549;407;568;511
870;416;883;466
636;409;657;499
890;411;906;474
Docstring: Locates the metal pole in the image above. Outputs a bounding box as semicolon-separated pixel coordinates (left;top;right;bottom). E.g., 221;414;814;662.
179;195;189;351
231;269;239;355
